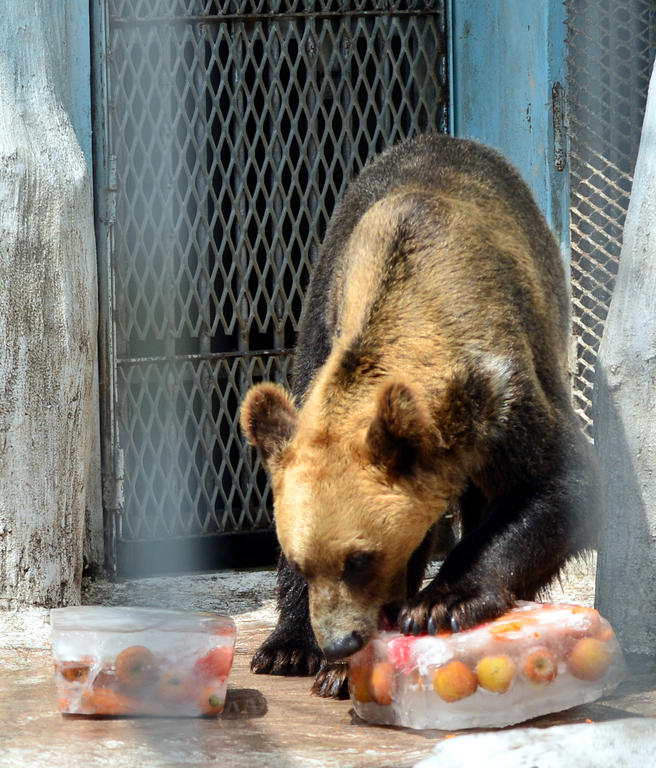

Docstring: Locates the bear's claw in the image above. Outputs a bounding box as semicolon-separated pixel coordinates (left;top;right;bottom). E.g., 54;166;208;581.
251;626;323;677
399;582;515;635
311;660;350;699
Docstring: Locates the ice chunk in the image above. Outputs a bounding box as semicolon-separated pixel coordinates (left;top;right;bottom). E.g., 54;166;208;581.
348;602;626;730
50;606;236;717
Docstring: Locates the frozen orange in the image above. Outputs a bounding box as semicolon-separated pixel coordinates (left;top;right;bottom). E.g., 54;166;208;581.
197;684;225;715
489;617;539;641
80;687;140;715
476;654;516;693
349;646;375;703
115;645;158;689
431;660;478;702
369;661;396;706
157;671;195;703
350;665;372;702
522;647;557;685
567;637;611;681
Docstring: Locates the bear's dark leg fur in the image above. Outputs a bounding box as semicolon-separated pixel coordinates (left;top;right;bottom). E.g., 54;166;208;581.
399;428;599;635
251;552;323;677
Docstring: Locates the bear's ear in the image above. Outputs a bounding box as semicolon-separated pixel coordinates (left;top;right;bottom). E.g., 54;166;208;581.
435;356;513;449
240;383;298;468
366;381;428;476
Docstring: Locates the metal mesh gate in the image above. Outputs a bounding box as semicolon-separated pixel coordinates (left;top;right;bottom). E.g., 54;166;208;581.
94;1;448;575
566;0;656;436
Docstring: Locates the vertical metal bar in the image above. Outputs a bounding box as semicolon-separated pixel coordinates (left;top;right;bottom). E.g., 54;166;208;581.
234;23;250;359
192;15;215;533
306;18;320;274
271;23;285;353
446;0;456;137
91;0;121;577
234;20;250;532
381;15;392;142
158;21;183;536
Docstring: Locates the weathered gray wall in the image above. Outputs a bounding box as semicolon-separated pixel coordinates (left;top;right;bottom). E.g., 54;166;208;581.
593;63;656;656
0;0;99;606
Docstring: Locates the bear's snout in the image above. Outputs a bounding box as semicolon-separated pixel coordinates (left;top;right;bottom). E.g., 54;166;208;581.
322;630;364;662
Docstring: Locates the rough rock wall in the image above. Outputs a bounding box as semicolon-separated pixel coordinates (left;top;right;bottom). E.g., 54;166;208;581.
0;0;98;607
593;63;656;656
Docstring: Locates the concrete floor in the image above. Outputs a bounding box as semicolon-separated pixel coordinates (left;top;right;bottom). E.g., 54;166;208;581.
1;558;655;767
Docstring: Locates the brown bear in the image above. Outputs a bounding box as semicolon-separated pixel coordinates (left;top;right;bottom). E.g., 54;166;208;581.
240;134;599;698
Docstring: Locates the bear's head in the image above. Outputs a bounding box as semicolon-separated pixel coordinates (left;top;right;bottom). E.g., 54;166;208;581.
240;361;511;659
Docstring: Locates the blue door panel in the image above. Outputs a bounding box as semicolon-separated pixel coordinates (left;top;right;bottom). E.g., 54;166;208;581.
449;0;569;254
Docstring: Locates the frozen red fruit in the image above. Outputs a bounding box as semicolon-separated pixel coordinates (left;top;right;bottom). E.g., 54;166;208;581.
194;645;234;680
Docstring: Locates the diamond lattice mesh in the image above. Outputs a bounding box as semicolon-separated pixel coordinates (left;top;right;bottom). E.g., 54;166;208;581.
566;0;656;437
104;2;447;557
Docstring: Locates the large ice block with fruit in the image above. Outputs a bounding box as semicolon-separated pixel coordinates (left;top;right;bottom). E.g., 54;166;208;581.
50;606;236;716
348;602;626;730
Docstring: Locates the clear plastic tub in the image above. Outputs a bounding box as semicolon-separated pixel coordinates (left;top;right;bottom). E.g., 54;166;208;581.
50;606;236;717
348;602;626;730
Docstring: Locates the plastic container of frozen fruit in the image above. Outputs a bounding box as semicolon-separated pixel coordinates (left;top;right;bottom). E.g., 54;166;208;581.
50;606;236;717
348;602;626;730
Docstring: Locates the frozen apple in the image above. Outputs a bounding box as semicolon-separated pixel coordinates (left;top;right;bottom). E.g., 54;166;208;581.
522;647;557;685
568;637;611;681
431;661;478;703
569;606;602;637
476;654;516;693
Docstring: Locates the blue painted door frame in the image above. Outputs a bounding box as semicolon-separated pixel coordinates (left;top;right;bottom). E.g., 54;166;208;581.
448;1;569;257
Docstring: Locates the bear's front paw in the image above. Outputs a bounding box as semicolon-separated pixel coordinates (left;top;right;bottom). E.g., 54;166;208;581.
398;582;515;635
311;660;349;699
251;624;323;677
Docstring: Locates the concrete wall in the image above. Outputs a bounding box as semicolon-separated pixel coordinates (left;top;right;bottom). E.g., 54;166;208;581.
0;0;99;606
593;63;656;656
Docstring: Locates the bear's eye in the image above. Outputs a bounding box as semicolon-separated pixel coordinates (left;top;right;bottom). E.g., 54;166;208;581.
342;551;378;589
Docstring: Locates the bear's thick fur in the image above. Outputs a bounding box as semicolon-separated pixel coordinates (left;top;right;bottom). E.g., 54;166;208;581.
241;134;599;698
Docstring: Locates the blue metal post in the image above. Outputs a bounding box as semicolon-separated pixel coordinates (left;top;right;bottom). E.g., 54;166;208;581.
448;0;569;257
64;0;93;175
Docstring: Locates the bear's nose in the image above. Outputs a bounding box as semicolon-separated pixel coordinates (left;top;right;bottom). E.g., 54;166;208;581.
323;631;364;661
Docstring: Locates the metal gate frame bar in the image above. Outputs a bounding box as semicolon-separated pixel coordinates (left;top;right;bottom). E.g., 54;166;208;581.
91;0;122;576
